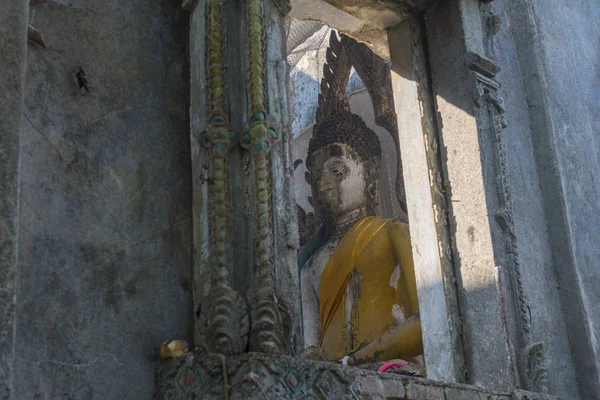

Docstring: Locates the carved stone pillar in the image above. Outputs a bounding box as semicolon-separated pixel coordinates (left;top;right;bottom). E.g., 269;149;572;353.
388;19;468;384
186;0;300;356
469;52;548;393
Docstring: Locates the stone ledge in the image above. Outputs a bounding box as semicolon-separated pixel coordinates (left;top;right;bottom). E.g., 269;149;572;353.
155;352;560;399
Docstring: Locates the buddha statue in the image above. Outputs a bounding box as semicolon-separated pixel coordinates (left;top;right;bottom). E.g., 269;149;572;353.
299;112;423;366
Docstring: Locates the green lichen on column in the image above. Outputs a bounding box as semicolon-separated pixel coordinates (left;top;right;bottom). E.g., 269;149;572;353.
244;0;286;354
198;0;249;356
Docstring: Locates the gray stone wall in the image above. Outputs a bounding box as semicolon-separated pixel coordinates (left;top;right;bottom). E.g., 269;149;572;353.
486;1;581;397
12;1;193;399
3;0;600;399
503;0;600;398
520;4;600;395
0;1;28;399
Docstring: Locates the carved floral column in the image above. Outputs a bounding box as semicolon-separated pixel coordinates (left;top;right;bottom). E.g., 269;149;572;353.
185;0;300;357
194;0;250;355
241;0;291;354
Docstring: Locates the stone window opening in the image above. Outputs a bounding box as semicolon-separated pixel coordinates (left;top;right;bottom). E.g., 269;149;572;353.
162;0;559;397
286;9;464;384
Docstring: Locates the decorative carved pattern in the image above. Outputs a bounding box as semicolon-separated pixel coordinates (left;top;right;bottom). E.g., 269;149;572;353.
155;353;361;400
229;356;359;399
155;354;227;399
523;343;548;394
197;0;249;356
315;33;352;126
469;52;548;394
157;353;560;400
243;0;286;354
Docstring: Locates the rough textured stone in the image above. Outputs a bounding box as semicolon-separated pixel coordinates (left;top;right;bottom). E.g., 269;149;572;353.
404;381;445;399
482;1;580;398
12;0;192;399
445;387;493;400
0;1;28;399
425;0;514;390
156;352;529;399
505;0;600;398
511;390;561;400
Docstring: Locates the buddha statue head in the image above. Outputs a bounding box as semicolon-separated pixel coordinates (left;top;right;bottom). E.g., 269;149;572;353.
306;112;382;222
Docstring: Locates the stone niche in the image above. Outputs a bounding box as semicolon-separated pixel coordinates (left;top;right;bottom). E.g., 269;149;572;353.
156;0;563;398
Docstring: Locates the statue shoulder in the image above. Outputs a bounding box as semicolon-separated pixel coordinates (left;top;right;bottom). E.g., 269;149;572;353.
384;218;411;240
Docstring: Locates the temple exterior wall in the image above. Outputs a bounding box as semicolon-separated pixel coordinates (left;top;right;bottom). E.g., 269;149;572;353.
485;1;580;397
496;1;600;397
508;1;600;398
1;0;599;399
5;1;193;399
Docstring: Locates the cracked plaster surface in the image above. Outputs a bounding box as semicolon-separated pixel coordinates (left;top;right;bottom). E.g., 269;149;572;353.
12;0;193;398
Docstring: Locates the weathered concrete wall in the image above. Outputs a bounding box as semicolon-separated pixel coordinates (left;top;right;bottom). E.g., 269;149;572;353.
504;0;600;398
0;1;28;399
13;1;192;399
426;0;515;389
484;1;581;398
427;0;600;396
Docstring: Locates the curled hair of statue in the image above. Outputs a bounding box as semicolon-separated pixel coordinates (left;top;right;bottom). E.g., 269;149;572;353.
307;112;382;169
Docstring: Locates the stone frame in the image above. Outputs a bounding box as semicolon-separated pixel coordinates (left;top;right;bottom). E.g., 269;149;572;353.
183;0;551;395
387;19;466;383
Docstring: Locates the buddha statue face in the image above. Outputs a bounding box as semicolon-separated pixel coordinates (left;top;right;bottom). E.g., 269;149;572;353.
308;143;380;219
310;144;367;217
306;113;382;222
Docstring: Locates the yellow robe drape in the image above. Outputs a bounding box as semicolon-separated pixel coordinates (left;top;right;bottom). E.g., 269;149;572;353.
319;216;419;361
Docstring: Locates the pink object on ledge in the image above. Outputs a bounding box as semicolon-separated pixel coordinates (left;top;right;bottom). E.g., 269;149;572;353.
378;361;408;373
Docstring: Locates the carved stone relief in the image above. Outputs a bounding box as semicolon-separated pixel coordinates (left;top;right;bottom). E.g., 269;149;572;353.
192;0;296;357
469;52;549;394
155;352;561;400
196;0;249;356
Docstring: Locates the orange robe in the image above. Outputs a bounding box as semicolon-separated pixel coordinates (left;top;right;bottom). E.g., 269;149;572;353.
319;216;421;361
